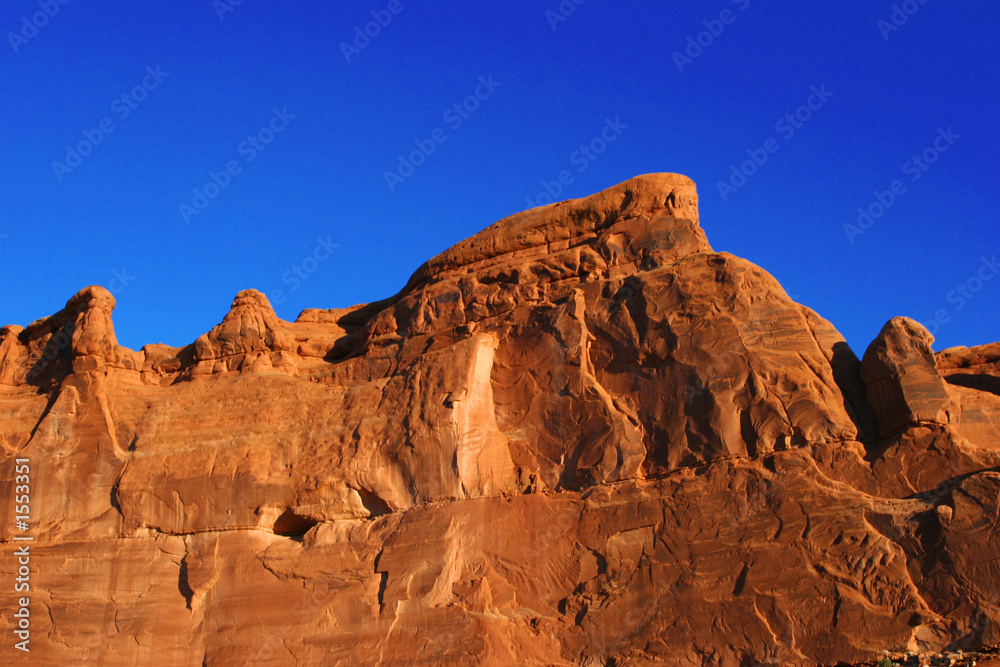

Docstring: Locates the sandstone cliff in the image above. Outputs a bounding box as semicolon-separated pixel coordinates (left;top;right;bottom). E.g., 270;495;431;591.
1;173;998;665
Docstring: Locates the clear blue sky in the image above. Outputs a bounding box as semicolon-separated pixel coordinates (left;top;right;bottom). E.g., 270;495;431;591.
1;0;997;355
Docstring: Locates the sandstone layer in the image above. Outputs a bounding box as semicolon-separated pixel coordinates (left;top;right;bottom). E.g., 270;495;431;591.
1;173;998;666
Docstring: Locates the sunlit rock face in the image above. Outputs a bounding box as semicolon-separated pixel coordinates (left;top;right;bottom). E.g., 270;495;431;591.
2;174;998;666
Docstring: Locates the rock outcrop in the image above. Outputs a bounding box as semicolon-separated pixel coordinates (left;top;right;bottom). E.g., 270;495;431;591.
1;173;998;666
861;316;952;439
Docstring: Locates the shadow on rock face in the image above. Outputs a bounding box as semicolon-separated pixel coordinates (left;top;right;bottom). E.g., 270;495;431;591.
946;373;1000;398
830;340;879;449
272;508;320;539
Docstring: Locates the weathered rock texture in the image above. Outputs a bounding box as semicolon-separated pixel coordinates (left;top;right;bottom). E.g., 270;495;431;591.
1;173;998;666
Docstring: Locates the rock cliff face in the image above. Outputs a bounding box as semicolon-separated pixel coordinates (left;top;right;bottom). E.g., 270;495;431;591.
1;173;998;666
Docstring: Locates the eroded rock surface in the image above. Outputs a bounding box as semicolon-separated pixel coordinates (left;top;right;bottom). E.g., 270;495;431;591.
1;173;997;666
861;316;952;439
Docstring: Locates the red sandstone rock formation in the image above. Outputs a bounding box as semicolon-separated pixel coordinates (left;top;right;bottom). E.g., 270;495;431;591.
1;173;997;665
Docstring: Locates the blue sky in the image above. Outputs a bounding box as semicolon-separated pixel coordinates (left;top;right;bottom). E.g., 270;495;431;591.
1;0;997;356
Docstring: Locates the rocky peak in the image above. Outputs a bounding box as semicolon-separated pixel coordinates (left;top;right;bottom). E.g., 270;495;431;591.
227;288;276;314
0;285;121;383
408;172;706;287
1;175;998;666
861;316;951;438
65;284;116;315
190;288;295;374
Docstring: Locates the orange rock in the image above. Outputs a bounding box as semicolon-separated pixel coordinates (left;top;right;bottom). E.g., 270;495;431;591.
1;174;997;666
861;316;951;438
